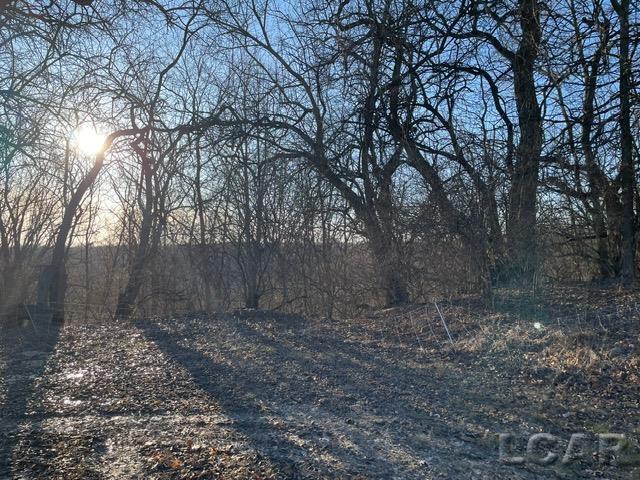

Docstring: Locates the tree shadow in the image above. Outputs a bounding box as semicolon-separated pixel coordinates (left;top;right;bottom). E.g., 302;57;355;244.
140;314;552;478
0;324;60;477
223;315;549;435
209;313;632;477
140;319;412;478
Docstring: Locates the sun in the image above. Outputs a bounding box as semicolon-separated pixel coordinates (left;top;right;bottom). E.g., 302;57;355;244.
72;125;107;155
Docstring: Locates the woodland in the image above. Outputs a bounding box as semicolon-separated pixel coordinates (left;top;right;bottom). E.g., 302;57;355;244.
1;1;640;479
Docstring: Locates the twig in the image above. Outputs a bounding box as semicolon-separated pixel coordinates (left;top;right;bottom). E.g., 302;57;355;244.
23;304;38;334
434;301;454;347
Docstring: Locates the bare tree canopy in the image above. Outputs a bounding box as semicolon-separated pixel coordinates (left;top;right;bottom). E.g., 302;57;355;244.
1;0;639;318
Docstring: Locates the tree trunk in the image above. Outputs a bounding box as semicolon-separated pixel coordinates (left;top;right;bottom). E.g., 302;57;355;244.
114;246;150;319
245;289;260;309
114;208;162;319
36;152;105;322
115;146;158;319
604;187;624;275
505;0;543;285
367;225;409;306
580;24;612;279
243;244;261;309
615;0;635;284
115;206;152;318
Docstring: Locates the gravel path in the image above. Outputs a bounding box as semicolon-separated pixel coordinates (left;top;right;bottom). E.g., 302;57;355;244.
1;310;638;479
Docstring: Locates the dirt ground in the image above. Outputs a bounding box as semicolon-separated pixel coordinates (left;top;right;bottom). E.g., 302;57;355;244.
1;289;639;479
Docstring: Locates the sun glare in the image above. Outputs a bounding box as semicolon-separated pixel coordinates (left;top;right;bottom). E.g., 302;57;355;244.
72;125;107;156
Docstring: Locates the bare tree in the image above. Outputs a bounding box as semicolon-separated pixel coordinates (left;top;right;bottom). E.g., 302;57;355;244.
612;0;635;284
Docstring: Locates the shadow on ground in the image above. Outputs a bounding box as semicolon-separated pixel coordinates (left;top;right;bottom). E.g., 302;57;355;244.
0;324;60;477
139;313;549;479
140;320;407;477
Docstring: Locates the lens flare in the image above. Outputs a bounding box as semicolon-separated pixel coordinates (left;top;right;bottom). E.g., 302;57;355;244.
72;125;106;155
